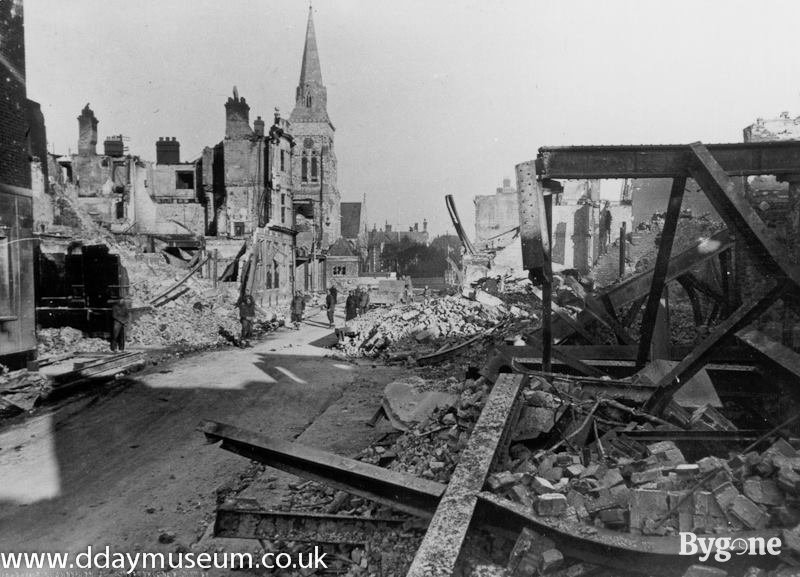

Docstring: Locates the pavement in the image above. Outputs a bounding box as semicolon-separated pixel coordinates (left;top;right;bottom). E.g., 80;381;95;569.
0;307;404;555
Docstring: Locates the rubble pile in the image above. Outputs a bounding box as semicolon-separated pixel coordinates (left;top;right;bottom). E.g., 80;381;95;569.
481;377;800;549
37;327;110;357
336;296;510;358
120;249;285;349
0;368;53;416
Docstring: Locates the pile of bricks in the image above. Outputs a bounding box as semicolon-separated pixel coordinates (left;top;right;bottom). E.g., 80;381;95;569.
487;435;800;539
336;296;512;358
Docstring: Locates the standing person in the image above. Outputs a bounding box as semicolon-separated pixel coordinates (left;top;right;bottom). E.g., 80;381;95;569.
325;288;336;328
600;201;613;255
358;286;370;315
290;291;305;330
345;290;358;322
330;286;338;307
109;296;130;352
236;294;256;347
344;291;358;322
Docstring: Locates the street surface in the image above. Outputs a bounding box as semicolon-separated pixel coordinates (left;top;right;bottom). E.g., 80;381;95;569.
0;309;403;556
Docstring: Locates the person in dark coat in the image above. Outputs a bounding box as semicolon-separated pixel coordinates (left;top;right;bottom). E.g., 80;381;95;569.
290;292;305;329
325;288;336;328
600;201;613;255
330;286;338;306
345;291;358;322
358;287;370;315
109;297;130;352
237;294;256;346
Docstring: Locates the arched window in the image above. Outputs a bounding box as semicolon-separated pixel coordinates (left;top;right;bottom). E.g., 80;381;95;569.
306;94;312;107
311;155;318;182
301;155;308;182
273;260;280;288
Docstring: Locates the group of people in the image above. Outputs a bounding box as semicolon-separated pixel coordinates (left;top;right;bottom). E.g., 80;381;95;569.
326;285;370;327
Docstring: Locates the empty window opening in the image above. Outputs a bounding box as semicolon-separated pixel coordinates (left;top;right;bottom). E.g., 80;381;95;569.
176;171;194;189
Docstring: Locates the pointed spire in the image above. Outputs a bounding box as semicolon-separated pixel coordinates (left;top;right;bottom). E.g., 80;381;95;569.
299;5;323;87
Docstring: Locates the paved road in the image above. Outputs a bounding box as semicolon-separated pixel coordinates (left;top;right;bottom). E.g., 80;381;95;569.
0;309;392;555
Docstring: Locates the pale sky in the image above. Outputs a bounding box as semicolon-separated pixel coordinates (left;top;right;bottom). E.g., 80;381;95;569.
23;0;800;237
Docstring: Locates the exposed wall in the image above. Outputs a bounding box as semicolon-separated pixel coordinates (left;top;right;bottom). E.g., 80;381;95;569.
326;255;360;291
0;0;30;190
0;0;36;366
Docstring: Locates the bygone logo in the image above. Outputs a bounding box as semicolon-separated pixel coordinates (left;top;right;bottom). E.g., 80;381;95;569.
679;532;782;562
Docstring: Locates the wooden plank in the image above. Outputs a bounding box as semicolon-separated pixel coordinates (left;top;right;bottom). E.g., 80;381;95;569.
637;176;686;368
643;282;787;415
406;374;525;577
737;328;800;381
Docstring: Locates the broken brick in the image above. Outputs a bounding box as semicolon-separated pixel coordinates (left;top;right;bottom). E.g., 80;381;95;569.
728;495;768;530
539;549;564;574
712;482;739;510
600;467;624;488
631;467;661;485
487;471;518;492
778;467;800;495
598;507;628;529
530;476;556;495
629;489;668;534
507;484;533;508
564;463;585;478
536;493;567;517
646;441;679;456
743;478;785;507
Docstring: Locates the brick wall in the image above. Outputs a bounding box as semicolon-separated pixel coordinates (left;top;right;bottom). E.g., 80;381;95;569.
0;0;30;189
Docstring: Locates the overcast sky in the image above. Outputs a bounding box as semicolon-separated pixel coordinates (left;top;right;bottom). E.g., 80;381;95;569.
23;0;800;237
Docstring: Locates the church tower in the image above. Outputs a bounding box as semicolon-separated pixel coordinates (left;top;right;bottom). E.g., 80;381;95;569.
290;6;340;246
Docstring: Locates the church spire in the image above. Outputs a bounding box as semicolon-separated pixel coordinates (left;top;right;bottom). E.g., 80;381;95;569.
298;6;323;88
292;5;329;124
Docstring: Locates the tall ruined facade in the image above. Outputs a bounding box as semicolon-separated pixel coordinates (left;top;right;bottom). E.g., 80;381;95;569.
0;0;36;367
290;7;341;254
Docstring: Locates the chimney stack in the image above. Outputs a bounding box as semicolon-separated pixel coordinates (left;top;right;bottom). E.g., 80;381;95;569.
77;103;98;156
103;135;124;157
225;86;252;139
156;137;180;164
254;115;265;137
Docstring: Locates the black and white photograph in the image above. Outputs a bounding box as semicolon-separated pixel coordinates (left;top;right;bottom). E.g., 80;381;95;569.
3;1;800;576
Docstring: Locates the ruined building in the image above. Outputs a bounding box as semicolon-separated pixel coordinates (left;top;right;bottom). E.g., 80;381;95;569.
468;178;633;283
0;0;38;368
291;7;341;290
50;104;206;240
200;93;296;305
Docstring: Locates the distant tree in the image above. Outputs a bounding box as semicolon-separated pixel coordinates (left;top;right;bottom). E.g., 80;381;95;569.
379;234;462;277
